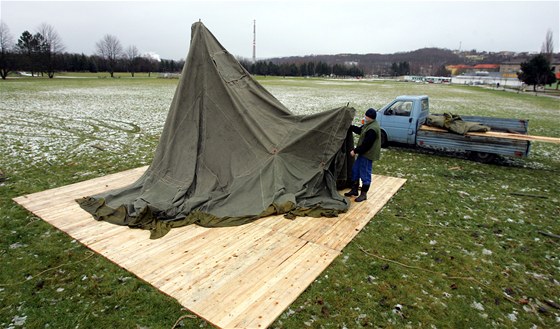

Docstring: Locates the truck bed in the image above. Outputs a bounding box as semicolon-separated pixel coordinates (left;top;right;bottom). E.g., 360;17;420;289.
415;114;532;158
419;125;560;144
427;114;529;133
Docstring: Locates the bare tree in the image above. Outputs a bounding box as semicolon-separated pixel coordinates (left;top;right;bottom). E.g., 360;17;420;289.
540;29;558;90
37;23;65;54
0;21;15;79
140;55;159;77
36;23;65;78
95;34;122;78
125;45;140;77
541;29;554;61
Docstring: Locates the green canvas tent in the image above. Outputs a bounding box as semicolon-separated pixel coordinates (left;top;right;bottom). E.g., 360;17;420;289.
77;22;356;238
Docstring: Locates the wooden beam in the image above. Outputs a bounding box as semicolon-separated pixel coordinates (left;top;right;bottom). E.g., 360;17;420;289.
420;125;560;144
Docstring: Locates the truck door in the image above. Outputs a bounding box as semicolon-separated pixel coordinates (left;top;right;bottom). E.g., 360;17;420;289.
381;100;415;144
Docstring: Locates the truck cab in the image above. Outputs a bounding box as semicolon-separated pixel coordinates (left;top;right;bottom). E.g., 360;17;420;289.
376;95;429;145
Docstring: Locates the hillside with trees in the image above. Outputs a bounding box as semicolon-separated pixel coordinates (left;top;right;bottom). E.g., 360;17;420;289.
257;48;554;77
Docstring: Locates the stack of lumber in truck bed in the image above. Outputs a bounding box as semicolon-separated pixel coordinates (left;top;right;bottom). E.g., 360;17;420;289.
420;125;560;144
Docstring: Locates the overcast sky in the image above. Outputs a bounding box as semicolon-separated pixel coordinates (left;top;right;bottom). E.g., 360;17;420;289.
1;0;558;60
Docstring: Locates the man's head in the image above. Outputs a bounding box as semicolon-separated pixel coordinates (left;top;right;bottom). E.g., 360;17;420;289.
365;108;377;121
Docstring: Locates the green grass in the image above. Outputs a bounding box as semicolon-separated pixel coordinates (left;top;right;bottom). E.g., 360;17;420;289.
1;77;559;328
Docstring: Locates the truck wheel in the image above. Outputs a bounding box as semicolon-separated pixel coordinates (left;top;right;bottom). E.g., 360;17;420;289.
469;151;496;163
381;131;388;148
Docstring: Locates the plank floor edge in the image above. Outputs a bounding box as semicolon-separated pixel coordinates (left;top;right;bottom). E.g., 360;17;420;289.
12;166;406;329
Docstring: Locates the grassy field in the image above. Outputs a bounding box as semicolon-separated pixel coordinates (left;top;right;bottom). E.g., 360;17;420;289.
1;76;559;328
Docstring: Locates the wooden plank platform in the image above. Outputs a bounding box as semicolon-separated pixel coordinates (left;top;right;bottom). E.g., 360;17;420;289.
420;125;560;144
13;167;406;329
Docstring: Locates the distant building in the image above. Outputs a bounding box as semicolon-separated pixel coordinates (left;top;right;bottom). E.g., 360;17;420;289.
446;63;516;86
403;75;425;83
500;62;560;80
500;63;521;79
446;64;471;75
445;64;499;76
451;75;521;87
446;61;558;87
473;64;500;71
496;51;516;57
403;75;451;84
465;54;485;61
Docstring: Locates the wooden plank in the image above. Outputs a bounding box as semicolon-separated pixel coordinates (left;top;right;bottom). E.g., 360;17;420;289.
149;225;270;290
70;221;130;245
12;167;405;329
31;202;85;219
251;175;406;251
253;215;312;237
13;166;148;209
190;233;307;311
303;175;406;250
174;230;307;310
124;226;242;281
420;125;560;144
111;225;211;270
217;242;339;329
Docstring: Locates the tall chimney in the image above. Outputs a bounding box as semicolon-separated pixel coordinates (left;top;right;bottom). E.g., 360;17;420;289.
252;20;256;63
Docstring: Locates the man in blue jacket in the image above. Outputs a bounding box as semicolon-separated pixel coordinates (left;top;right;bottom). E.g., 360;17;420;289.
344;108;382;202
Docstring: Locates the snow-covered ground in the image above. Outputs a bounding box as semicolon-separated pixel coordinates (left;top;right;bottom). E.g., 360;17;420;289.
1;78;558;172
1;84;173;170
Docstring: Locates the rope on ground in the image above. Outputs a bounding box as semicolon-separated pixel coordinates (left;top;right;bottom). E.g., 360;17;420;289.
538;230;560;240
357;245;518;305
0;251;95;287
171;310;198;329
25;215;42;227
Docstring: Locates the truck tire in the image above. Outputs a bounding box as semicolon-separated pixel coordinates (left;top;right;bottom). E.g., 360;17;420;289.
469;151;496;163
381;131;388;148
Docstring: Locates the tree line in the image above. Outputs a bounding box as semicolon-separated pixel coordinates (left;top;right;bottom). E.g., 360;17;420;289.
238;59;364;77
270;48;460;76
0;21;365;80
0;22;184;79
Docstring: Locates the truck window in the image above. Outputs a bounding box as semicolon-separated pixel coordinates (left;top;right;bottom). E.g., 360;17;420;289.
386;101;412;117
421;99;429;112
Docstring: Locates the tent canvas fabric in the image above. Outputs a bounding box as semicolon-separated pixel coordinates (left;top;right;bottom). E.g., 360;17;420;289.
77;22;356;239
426;113;491;135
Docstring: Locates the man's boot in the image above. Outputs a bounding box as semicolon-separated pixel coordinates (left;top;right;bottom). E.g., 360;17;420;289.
344;181;360;197
355;184;370;202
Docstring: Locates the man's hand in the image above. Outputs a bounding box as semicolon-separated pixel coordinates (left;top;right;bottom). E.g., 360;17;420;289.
350;150;355;157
